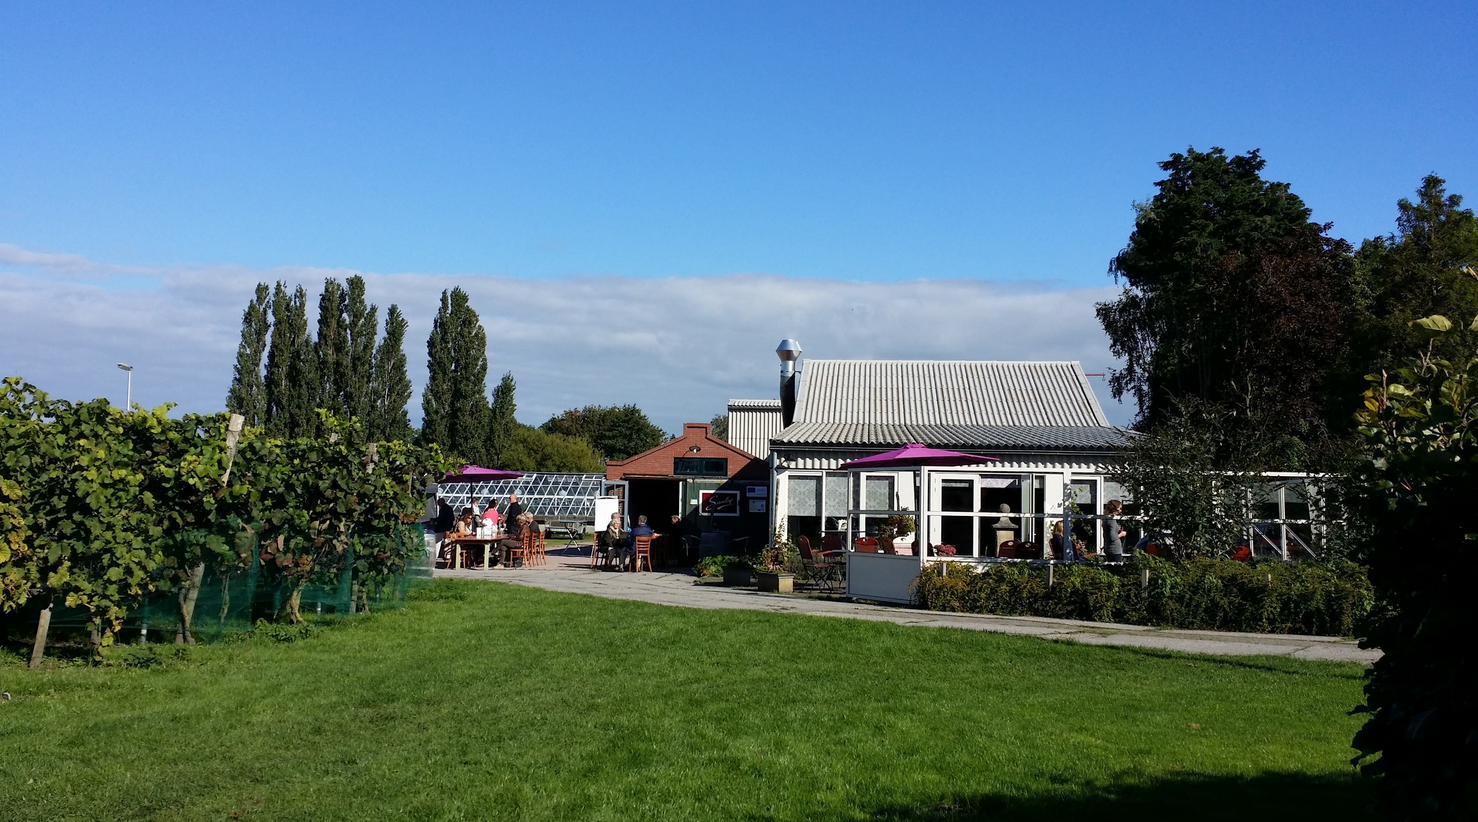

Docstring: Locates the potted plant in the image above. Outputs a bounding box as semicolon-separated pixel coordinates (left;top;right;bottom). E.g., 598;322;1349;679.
754;531;798;593
721;555;754;586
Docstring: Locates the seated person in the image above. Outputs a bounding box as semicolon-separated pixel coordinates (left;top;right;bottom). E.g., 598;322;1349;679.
453;508;476;536
595;513;624;565
497;512;535;566
622;515;654;567
1049;521;1076;562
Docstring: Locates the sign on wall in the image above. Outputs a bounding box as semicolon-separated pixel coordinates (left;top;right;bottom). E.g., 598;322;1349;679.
700;490;741;516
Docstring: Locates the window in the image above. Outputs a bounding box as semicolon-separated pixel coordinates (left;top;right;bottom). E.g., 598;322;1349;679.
673;457;727;476
787;474;823;543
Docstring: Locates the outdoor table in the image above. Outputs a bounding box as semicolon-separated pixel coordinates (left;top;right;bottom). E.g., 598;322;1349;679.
446;536;500;569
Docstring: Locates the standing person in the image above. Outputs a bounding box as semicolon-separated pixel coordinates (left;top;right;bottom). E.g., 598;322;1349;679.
1102;499;1127;563
479;498;501;537
504;493;524;526
434;498;456;566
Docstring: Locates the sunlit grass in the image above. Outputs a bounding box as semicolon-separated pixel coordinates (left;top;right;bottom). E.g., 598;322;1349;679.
0;578;1370;821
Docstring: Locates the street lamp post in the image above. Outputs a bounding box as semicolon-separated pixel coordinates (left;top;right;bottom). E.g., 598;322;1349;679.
116;363;133;410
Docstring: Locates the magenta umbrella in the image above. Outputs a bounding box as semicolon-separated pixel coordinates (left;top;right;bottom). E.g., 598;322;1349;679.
439;465;524;483
840;444;999;470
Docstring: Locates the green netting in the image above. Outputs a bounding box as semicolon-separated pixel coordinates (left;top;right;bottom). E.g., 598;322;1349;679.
7;523;432;645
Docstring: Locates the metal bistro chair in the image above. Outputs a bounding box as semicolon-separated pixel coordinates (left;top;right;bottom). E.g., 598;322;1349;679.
630;535;654;573
853;536;880;553
797;536;841;593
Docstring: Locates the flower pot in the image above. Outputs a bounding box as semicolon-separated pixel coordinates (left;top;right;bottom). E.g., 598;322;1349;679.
755;571;794;593
722;566;753;586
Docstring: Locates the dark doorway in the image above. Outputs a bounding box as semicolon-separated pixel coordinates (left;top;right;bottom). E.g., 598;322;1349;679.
628;479;681;532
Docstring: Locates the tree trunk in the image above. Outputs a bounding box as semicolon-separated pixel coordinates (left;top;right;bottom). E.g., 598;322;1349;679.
29;599;53;669
277;583;305;624
175;562;206;645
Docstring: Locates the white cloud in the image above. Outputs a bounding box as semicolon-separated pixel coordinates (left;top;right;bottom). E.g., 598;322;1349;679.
0;244;1133;430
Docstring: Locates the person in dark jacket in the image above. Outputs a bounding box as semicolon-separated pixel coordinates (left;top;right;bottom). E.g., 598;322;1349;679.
1102;499;1126;562
503;493;524;526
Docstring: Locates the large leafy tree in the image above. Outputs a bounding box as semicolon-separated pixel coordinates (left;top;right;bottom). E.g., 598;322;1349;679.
369;304;413;443
1352;175;1478;374
225;283;271;427
540;404;666;461
1096;147;1355;435
421;288;490;463
502;425;604;473
1350;312;1478;819
485;372;518;467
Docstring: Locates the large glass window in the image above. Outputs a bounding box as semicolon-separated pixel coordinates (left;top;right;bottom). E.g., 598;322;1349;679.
674;457;727;476
786;474;822;543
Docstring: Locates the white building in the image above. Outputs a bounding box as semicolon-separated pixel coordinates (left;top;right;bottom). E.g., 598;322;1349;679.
728;342;1134;601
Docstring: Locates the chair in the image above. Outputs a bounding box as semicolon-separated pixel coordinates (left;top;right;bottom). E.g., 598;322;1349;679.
506;531;532;568
853;537;879;553
630;536;654;573
531;529;547;567
798;536;841;592
1229;545;1252;562
821;533;843;553
997;540;1019;559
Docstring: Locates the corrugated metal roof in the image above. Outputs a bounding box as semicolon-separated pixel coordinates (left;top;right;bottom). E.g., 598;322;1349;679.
727;399;784;459
793;360;1110;428
772;421;1131;451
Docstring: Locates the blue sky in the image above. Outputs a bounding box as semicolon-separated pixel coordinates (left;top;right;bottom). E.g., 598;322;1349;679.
2;2;1476;429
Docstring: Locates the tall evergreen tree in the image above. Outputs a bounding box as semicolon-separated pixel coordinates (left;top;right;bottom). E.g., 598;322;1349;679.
285;285;322;437
369;304;413;442
315;278;350;418
263;281;293;435
344;275;378;424
1095;147;1355;434
225;282;272;427
421;288;490;462
485;372;518;467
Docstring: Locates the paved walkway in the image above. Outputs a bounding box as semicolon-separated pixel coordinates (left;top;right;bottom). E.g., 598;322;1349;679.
437;548;1378;664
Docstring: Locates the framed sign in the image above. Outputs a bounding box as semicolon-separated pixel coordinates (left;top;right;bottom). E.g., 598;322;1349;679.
748;499;767;513
745;485;767;497
700;490;741;516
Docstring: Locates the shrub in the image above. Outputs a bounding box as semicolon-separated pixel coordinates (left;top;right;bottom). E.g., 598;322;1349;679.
910;555;1371;637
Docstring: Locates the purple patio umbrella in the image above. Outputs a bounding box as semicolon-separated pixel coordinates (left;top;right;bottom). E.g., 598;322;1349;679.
439;465;524;483
839;444;999;470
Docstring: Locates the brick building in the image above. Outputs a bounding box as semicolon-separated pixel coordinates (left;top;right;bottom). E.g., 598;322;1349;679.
604;423;770;555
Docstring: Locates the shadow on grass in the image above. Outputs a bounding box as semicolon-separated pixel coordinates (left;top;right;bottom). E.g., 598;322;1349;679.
747;771;1372;822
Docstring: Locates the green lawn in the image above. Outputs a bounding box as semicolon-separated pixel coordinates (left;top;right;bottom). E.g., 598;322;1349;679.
0;578;1371;821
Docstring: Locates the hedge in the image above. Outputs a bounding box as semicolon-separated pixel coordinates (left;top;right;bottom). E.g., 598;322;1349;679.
911;553;1373;637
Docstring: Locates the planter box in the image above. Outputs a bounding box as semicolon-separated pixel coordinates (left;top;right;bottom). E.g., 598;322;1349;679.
755;571;794;594
722;566;753;586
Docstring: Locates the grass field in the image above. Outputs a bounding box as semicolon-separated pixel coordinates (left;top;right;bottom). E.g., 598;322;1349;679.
0;578;1371;821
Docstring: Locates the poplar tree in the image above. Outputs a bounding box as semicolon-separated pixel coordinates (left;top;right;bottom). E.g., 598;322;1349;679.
421;288;489;462
315;278;349;418
225;283;271;427
369;304;413;442
263;281;292;435
285;285;321;437
486;372;518;467
344;275;378;425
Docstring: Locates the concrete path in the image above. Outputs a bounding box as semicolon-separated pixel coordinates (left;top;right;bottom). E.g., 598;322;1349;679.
437;549;1378;664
